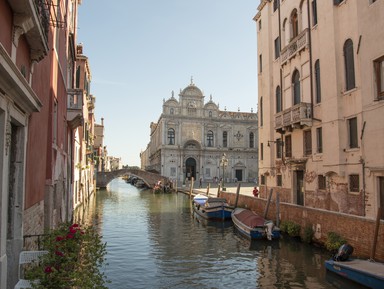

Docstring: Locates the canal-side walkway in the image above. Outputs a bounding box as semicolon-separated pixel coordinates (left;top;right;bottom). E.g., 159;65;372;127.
177;181;257;198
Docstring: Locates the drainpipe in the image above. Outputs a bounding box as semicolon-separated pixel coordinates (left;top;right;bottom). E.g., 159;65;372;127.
306;0;315;122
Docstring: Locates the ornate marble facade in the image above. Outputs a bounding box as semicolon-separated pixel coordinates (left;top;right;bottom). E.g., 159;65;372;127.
141;80;258;185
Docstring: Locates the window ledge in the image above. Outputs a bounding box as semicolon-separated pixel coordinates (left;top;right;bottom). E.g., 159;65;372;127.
343;147;360;153
342;87;358;95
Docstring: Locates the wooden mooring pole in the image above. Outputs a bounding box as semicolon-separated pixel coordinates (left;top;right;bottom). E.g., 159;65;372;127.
206;183;210;196
263;188;273;219
370;207;382;261
189;177;194;198
234;183;241;208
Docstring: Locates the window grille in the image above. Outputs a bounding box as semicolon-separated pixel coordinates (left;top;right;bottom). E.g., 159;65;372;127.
349;174;359;192
318;175;326;190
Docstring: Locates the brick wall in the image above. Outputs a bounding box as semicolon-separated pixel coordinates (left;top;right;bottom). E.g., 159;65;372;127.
221;192;384;261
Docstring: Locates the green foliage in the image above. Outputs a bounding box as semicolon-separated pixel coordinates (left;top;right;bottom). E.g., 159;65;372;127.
279;220;289;233
325;232;346;252
26;222;109;289
280;220;301;237
303;225;314;244
287;222;301;237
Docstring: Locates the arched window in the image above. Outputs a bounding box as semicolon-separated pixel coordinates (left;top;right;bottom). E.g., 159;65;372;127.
223;131;228;147
344;39;356;91
207;130;214;147
292;70;301;105
282;18;288;46
170;108;174;115
168;128;175;145
276;86;282;112
249;132;255;148
315;60;321;103
209;111;212;117
291;9;298;39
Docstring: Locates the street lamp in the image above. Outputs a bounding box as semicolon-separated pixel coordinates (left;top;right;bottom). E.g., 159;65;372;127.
220;153;228;190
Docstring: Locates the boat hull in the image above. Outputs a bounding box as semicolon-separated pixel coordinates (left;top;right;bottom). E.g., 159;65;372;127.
192;197;233;221
231;208;280;240
325;259;384;289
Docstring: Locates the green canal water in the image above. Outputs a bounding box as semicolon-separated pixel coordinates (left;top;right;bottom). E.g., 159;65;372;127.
77;178;365;289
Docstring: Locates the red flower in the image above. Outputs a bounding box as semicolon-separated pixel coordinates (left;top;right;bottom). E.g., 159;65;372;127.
56;236;64;242
44;266;53;274
69;227;77;234
55;251;64;257
66;233;74;239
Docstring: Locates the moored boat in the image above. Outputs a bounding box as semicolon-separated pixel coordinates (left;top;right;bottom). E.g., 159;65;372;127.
231;208;280;240
325;259;384;289
192;194;233;221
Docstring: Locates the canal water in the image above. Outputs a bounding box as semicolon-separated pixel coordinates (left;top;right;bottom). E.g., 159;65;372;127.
78;178;364;289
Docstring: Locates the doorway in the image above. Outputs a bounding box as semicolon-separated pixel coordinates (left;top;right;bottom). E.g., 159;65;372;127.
185;158;196;181
295;170;304;206
235;170;243;182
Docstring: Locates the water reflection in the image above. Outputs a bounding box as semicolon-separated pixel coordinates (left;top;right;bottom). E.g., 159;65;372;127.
76;178;349;289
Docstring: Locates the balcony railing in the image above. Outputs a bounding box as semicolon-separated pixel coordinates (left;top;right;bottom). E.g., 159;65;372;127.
8;0;50;61
280;28;309;65
275;102;312;132
68;89;83;110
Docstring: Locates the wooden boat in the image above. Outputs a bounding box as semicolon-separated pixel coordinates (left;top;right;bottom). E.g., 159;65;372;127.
231;208;280;240
325;259;384;289
192;194;233;221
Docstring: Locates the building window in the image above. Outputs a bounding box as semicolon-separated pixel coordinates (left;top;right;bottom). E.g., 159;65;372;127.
223;131;228;148
304;130;312;156
291;9;299;39
258;20;262;31
348;117;358;148
261;175;265;185
209;110;212;117
318;175;326;190
170;108;174;115
273;0;279;12
170;167;176;177
260;143;264;161
76;66;80;88
312;0;318;26
349;174;359;192
344;39;356;91
249;132;255;148
275;37;280;59
168;128;175;145
260;97;263;127
259;54;262;73
285;135;292;158
276;138;282;159
316;127;323;153
315;60;321;103
277;175;282;186
374;56;384;100
293;70;301;105
207;130;214;147
276;86;282;113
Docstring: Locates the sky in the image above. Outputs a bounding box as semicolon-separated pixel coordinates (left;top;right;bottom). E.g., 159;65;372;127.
77;1;259;167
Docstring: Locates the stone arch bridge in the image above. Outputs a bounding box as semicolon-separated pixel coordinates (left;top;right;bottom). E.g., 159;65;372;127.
96;168;169;189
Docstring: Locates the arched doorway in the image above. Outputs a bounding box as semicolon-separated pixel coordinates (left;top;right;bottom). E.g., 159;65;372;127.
185;158;196;181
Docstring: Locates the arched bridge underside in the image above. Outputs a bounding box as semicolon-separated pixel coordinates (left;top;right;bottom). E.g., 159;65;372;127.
96;168;168;189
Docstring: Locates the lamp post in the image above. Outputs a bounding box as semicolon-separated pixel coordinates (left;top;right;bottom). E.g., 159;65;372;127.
220;153;228;190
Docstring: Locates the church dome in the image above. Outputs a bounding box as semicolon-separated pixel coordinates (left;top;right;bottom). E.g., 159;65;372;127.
179;79;204;98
